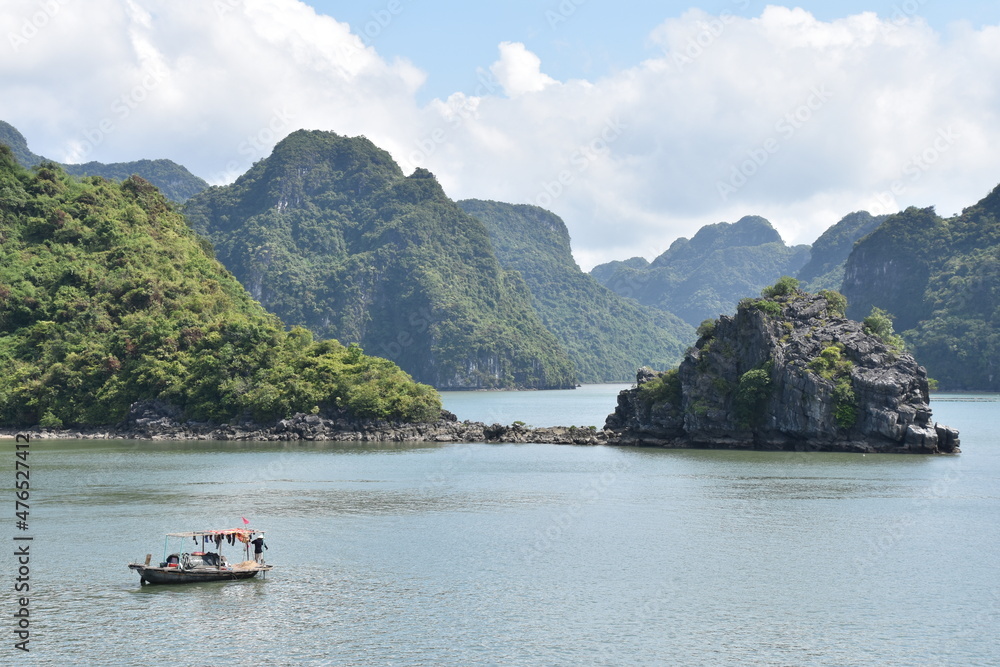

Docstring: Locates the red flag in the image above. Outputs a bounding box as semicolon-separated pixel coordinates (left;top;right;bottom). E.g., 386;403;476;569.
242;516;250;525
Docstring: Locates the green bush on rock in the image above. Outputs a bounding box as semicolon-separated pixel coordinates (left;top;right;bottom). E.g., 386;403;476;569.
761;275;800;299
734;362;773;427
863;307;906;354
638;368;681;408
806;343;857;428
818;289;848;317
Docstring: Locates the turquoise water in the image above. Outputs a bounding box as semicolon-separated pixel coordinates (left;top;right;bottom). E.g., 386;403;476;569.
2;389;998;665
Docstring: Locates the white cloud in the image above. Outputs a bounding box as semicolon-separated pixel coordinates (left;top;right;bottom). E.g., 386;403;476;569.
417;7;1000;267
489;41;557;97
1;0;423;182
3;2;1000;270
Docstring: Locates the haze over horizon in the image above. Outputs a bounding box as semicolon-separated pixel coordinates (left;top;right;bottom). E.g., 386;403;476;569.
2;0;998;269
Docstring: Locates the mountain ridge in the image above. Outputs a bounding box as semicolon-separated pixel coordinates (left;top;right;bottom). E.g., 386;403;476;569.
458;199;694;382
184;130;577;390
0;120;208;203
591;215;810;326
0;144;440;427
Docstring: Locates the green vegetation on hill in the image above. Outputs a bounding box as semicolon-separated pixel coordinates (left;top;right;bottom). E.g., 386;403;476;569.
590;215;810;326
843;185;1000;390
184;130;576;390
0;146;440;427
797;211;886;292
458;199;694;382
0;120;41;168
0;120;208;203
61;159;208;203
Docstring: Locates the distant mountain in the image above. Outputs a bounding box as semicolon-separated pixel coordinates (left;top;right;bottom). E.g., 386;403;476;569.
591;215;810;327
0;120;208;203
797;211;886;292
0;145;439;427
0;120;42;167
60;159;208;203
458;199;694;382
184;130;577;390
589;256;649;287
843;185;1000;390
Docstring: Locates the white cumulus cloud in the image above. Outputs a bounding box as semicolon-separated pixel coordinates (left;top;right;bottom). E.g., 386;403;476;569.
489;41;558;97
2;1;999;270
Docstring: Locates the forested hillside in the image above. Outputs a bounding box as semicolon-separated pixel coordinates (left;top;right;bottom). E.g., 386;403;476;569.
797;211;886;292
184;130;576;390
843;185;1000;390
458;199;693;382
0;146;440;427
0;120;208;203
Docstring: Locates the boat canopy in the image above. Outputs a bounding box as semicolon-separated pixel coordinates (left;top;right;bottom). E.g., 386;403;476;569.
166;529;263;538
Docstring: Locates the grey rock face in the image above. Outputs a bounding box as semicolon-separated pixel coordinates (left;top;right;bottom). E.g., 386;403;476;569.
605;293;960;454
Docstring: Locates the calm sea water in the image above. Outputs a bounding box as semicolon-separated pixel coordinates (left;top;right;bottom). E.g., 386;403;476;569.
2;388;999;666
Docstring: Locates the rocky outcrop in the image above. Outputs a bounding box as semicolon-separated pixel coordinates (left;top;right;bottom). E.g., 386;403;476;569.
605;291;960;454
0;402;607;445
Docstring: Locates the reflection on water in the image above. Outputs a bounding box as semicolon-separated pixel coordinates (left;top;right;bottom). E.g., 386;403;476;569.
5;388;999;665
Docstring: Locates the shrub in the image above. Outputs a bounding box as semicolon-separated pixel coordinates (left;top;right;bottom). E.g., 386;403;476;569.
39;409;63;429
807;343;853;380
638;368;682;408
696;319;716;339
863;307;906;353
734;362;773;427
862;307;894;338
833;378;857;428
761;276;800;299
818;289;847;317
806;343;857;428
752;299;783;317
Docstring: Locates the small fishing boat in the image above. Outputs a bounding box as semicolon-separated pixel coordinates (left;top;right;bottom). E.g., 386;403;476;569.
128;528;273;585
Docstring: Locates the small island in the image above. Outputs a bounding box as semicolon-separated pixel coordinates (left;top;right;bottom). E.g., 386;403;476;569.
605;279;960;454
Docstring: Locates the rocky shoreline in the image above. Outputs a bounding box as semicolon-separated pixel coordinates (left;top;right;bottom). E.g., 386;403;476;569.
0;402;608;445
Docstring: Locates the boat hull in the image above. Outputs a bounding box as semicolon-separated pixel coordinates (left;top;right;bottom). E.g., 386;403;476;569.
129;564;271;585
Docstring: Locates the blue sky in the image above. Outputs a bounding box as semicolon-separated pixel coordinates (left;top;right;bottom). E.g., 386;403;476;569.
2;0;998;268
306;0;998;101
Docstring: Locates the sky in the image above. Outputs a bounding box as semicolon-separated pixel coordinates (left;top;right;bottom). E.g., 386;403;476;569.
2;1;999;270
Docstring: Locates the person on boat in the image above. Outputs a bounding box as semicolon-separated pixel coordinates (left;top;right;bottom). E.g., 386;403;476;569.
252;535;267;564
